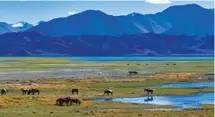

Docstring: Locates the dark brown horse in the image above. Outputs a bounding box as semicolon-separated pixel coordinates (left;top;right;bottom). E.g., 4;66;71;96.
56;97;71;106
70;99;81;105
128;71;138;76
144;89;153;95
1;89;8;95
27;88;40;95
104;89;113;96
71;88;79;95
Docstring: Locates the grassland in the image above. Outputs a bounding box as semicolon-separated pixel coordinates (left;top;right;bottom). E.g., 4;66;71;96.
0;58;213;74
0;76;213;117
0;58;213;117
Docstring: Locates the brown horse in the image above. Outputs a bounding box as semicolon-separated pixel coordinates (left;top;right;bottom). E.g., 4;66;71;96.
70;99;81;105
56;97;71;106
104;89;113;96
71;88;79;95
144;89;153;95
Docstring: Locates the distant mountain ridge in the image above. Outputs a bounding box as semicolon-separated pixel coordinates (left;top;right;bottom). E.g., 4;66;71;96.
28;4;214;36
0;21;33;35
0;32;213;56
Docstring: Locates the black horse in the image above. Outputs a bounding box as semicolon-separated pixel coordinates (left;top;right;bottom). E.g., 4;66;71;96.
1;89;8;95
128;71;138;76
70;99;81;105
104;89;113;96
21;88;40;95
71;88;79;95
28;88;40;95
144;89;153;95
56;97;71;106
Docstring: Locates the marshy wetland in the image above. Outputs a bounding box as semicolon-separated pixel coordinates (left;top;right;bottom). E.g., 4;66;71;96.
0;57;214;117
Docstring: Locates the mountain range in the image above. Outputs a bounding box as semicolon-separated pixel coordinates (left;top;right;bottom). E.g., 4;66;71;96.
0;4;213;56
0;32;213;56
28;4;214;37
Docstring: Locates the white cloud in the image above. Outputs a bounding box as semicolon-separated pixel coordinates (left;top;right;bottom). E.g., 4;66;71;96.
68;11;77;15
144;0;171;4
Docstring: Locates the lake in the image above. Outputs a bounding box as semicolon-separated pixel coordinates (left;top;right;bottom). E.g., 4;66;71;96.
0;56;213;62
158;82;214;88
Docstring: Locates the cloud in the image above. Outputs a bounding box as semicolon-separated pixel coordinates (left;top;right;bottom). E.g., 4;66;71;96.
144;0;171;4
68;11;77;15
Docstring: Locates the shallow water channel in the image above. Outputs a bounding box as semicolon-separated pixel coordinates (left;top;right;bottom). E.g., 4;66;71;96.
94;82;214;110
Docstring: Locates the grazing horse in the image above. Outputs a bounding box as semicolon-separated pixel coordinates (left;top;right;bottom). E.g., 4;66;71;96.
71;88;79;95
104;89;113;96
27;88;40;95
22;88;39;95
128;71;138;76
21;88;29;95
1;89;8;95
56;97;71;106
144;89;153;95
70;99;81;105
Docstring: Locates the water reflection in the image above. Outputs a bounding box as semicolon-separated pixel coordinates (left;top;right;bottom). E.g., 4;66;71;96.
113;93;214;108
144;96;154;102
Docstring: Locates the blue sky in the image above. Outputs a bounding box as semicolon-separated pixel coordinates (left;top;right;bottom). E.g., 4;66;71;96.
0;1;213;24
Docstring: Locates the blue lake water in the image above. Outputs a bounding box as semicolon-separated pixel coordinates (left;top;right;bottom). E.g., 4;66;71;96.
95;92;214;109
0;56;213;62
158;82;214;89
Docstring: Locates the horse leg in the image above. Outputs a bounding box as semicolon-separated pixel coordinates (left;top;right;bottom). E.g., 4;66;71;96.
60;102;63;106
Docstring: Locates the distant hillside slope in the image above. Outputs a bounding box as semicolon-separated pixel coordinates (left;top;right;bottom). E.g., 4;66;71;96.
0;32;213;56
